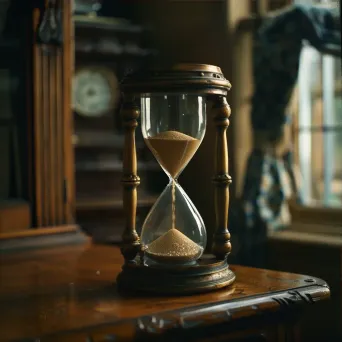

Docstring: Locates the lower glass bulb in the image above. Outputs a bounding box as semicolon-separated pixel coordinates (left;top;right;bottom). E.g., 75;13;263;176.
141;181;207;266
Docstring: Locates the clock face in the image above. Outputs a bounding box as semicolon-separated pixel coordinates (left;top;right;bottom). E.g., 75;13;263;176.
72;67;119;117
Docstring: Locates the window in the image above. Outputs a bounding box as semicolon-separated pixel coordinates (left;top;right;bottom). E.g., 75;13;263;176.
290;0;341;211
294;44;341;208
284;0;342;233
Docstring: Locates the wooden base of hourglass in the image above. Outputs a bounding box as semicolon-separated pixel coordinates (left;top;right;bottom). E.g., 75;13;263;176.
116;256;236;295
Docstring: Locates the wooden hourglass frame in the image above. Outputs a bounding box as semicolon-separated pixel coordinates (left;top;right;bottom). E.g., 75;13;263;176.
117;64;235;295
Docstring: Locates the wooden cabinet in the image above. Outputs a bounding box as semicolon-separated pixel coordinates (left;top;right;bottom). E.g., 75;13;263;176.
0;0;85;250
72;13;164;243
0;1;164;249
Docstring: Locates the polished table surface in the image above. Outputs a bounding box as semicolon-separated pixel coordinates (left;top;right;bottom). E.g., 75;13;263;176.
0;242;330;341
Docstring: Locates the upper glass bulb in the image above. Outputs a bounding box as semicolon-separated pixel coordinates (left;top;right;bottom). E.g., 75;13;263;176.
141;94;206;179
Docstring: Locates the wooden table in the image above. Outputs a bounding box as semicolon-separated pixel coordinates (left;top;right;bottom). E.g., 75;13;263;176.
0;243;330;342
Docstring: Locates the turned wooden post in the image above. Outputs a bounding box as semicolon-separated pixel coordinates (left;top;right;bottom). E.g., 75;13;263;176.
212;96;232;260
121;97;141;262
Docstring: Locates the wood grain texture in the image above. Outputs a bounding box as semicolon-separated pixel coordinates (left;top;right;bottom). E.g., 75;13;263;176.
0;243;329;341
56;47;64;224
33;7;43;227
0;225;88;252
32;0;75;228
0;202;31;234
62;0;76;224
49;47;57;226
211;96;232;260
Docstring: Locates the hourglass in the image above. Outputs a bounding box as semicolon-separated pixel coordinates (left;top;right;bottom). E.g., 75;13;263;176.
117;64;235;294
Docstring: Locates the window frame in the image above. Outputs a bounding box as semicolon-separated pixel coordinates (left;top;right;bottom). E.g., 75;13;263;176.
290;46;342;232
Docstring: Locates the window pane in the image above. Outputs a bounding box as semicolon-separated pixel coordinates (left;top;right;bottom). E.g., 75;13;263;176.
296;39;341;208
333;57;342;125
297;45;321;200
300;130;342;207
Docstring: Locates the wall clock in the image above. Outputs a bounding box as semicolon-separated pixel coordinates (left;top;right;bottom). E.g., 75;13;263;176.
72;66;119;118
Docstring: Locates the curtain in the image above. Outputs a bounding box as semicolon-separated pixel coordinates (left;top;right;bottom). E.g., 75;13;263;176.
239;4;341;266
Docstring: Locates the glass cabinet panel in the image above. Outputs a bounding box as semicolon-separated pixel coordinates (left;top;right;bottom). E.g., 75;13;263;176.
0;0;30;204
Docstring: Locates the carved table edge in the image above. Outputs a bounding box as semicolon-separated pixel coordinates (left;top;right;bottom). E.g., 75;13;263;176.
25;279;330;342
135;282;330;334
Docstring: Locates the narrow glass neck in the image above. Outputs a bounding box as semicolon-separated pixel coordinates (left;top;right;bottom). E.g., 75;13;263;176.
168;177;179;185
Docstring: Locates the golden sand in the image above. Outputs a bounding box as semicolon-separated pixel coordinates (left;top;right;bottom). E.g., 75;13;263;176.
146;228;202;263
145;130;200;179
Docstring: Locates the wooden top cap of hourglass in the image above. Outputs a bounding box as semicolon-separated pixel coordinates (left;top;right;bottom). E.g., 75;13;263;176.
121;63;231;96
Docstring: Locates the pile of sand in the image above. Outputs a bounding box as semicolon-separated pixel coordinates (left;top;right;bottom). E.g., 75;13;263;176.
146;228;201;263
